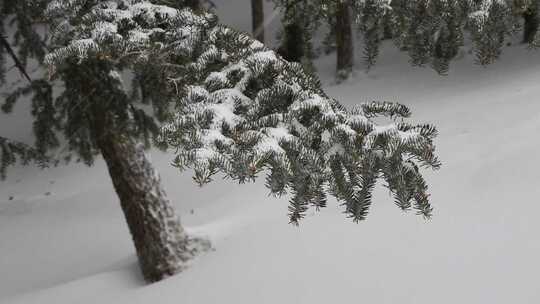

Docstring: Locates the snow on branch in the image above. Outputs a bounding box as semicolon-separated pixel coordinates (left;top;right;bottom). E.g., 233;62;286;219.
43;0;441;224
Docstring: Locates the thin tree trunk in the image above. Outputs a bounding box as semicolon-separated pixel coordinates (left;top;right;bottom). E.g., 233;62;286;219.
335;0;354;79
251;0;265;43
90;105;207;283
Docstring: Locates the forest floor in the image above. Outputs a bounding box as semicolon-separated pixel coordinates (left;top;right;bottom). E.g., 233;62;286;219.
2;1;540;303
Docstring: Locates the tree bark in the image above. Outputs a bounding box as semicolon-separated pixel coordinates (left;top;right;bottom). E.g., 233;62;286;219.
382;13;394;40
523;5;539;44
278;21;305;63
335;0;354;79
90;104;206;283
251;0;265;43
185;0;201;10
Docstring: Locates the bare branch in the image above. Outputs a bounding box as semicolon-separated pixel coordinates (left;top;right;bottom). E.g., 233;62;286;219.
0;35;32;83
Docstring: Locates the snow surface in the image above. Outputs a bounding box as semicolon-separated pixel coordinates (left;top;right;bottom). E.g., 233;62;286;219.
3;1;540;303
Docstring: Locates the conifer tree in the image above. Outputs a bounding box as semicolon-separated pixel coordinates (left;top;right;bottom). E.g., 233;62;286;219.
335;0;354;79
515;0;539;42
272;0;355;79
273;0;326;66
271;0;540;75
352;0;540;73
275;1;307;63
354;0;392;71
1;0;440;283
251;0;265;42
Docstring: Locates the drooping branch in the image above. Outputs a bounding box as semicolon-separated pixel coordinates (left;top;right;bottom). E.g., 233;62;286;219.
0;137;49;180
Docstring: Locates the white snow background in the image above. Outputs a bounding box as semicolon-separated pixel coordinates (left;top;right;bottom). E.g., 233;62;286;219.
2;1;540;303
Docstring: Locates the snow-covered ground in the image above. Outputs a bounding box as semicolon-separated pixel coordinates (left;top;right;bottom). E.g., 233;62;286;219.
3;2;540;303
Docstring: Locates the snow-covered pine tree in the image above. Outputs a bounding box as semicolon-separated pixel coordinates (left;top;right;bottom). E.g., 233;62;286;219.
352;0;539;73
3;0;213;283
272;0;356;79
2;0;440;282
468;0;514;65
268;1;539;75
158;30;441;224
352;0;469;74
354;0;392;71
273;0;325;66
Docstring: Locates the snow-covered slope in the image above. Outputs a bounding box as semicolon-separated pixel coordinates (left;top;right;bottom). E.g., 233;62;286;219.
2;2;540;303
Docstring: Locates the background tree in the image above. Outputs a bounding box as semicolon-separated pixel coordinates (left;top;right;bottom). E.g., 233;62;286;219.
2;0;439;284
335;0;354;79
275;1;307;62
354;0;392;71
272;0;356;79
350;0;526;73
268;0;540;76
516;0;540;43
251;0;265;42
180;0;201;10
272;0;326;68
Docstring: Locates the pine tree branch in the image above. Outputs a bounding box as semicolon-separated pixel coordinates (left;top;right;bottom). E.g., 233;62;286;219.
0;35;32;83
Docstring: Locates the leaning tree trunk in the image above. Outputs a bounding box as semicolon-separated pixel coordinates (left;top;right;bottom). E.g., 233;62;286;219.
335;0;354;80
251;0;265;43
90;106;206;283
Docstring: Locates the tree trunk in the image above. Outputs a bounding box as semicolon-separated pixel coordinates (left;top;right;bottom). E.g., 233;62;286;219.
251;0;265;43
90;105;207;283
335;0;354;79
185;0;201;10
278;21;305;63
382;13;394;40
523;6;539;44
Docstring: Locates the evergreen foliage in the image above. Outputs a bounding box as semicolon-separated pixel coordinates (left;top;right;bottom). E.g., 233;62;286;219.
271;0;540;74
273;0;326;65
0;0;48;84
2;0;439;225
0;137;49;180
356;0;392;71
352;0;537;73
143;8;440;223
